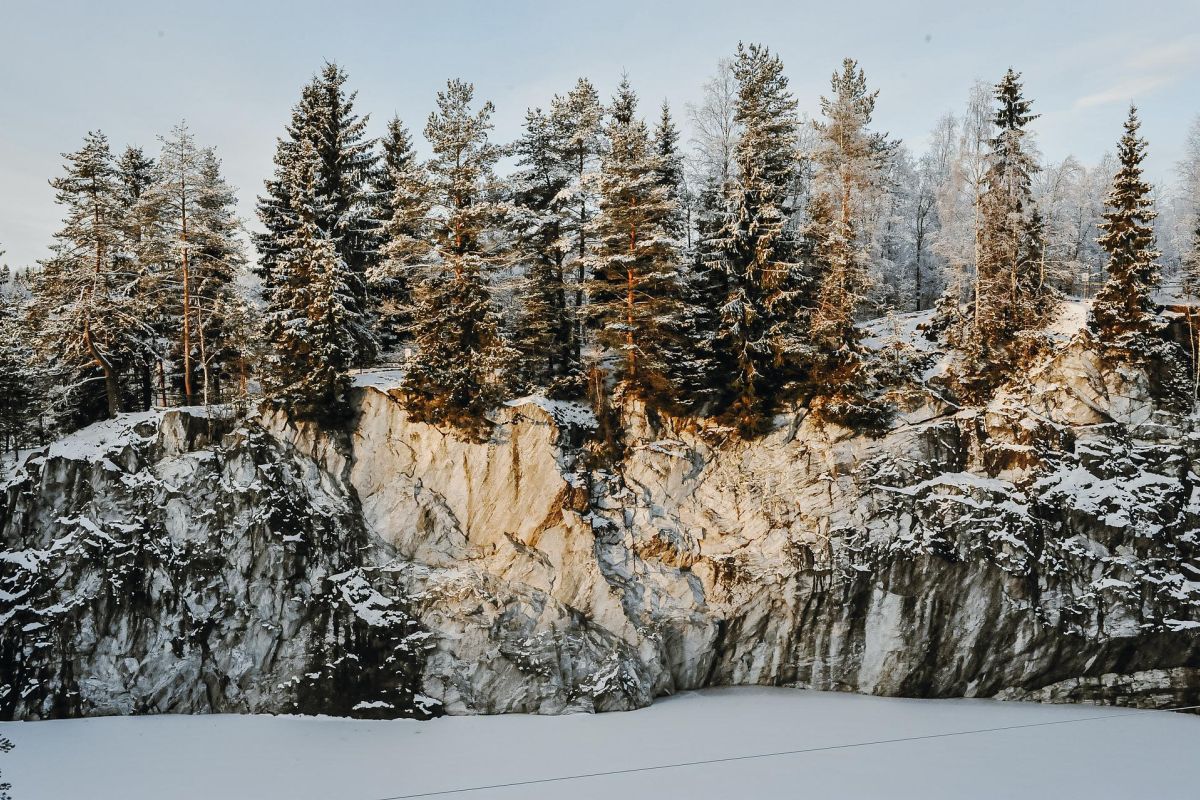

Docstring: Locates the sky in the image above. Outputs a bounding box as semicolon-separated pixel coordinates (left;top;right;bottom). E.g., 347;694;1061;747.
1;0;1198;269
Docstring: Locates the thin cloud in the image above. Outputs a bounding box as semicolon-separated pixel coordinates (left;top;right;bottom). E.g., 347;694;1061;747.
1074;74;1175;109
1125;34;1200;72
1073;34;1200;109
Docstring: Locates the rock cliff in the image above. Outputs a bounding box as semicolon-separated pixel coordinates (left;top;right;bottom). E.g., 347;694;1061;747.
3;321;1199;720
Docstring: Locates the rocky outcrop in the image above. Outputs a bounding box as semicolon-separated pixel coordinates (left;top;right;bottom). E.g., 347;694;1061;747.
3;336;1200;720
1;410;431;720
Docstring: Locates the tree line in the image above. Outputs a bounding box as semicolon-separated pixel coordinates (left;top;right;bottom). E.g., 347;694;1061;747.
2;44;1199;454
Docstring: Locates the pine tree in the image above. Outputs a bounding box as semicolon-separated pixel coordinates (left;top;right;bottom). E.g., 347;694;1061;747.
402;79;509;432
29;131;130;420
710;43;803;428
962;69;1054;393
586;80;682;399
1090;106;1161;346
256;62;377;365
190;149;249;405
508;106;577;392
549;78;604;365
263;138;373;420
808;59;894;410
367;117;429;352
144;122;210;405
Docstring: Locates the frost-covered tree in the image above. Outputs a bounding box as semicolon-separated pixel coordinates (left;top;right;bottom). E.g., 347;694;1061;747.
587;80;682;398
908;119;956;311
1035;154;1114;297
29;131;131;420
1181;215;1200;402
0;263;39;457
1179;116;1200;228
189;149;250;405
508;106;577;393
1090;107;1160;346
143;122;214;405
679;59;743;408
113;144;164;409
653;101;688;241
931;82;992;329
688;58;739;194
1172;115;1200;290
549;78;605;363
402;79;509;431
708;43;804;427
257;62;376;337
957;69;1053;395
116;145;156;245
368;117;430;351
808;58;894;398
263;138;375;420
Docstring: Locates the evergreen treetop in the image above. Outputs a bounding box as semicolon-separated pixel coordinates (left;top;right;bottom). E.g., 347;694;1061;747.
1090;105;1161;345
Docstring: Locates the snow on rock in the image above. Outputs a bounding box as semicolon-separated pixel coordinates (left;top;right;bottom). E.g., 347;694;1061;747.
349;368;406;391
1044;298;1091;346
859;309;938;353
505;394;599;430
4;336;1200;721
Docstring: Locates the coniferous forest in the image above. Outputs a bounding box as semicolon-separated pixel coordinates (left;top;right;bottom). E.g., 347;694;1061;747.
3;44;1200;453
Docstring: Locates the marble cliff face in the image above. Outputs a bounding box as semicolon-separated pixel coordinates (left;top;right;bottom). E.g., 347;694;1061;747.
4;335;1199;720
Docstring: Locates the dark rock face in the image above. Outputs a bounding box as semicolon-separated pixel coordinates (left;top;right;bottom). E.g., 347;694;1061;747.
1;411;432;720
2;340;1199;721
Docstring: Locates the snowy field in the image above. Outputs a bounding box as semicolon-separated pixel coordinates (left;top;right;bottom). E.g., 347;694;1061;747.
2;687;1198;800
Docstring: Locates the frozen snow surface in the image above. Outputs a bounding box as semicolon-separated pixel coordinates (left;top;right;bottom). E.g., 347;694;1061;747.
2;687;1198;800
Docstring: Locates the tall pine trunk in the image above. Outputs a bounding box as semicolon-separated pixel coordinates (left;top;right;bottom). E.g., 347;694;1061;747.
180;176;194;406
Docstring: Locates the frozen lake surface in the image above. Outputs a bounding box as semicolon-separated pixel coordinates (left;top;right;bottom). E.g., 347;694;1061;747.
2;687;1198;799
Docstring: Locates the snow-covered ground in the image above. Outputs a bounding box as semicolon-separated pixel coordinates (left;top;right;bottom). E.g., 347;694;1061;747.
2;688;1197;800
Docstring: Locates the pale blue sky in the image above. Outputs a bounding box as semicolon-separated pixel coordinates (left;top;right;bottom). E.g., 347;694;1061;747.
1;0;1198;268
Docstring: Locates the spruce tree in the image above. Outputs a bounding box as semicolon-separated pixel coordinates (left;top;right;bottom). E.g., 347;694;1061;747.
586;80;682;399
367;117;429;352
1090;106;1160;346
402;79;508;432
263;138;373;420
115;145;162;409
508;107;577;393
29;131;129;420
651;100;727;411
710;42;803;428
678;174;737;410
116;145;156;243
653;100;688;242
257;62;377;365
961;68;1053;394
